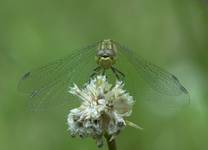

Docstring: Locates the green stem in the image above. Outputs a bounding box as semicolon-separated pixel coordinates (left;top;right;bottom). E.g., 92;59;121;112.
104;134;117;150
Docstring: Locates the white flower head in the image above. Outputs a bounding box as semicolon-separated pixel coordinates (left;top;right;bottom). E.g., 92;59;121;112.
67;75;136;147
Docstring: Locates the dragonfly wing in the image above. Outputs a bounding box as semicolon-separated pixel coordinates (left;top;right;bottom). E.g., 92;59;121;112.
18;43;97;110
116;43;190;106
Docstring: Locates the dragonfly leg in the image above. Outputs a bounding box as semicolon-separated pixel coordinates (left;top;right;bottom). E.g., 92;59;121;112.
90;66;102;78
90;72;97;78
112;67;125;77
102;69;106;75
111;67;120;80
93;66;101;71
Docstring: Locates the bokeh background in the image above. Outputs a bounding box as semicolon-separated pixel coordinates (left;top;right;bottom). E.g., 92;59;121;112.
0;0;208;150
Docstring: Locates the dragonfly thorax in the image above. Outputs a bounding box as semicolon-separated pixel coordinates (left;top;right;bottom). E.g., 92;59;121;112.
96;39;117;69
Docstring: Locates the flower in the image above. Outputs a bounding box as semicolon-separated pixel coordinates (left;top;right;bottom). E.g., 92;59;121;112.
67;75;139;147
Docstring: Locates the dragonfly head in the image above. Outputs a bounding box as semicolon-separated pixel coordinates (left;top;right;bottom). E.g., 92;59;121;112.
96;39;117;69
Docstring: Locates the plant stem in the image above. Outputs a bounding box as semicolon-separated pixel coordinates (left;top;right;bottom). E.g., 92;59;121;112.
104;134;117;150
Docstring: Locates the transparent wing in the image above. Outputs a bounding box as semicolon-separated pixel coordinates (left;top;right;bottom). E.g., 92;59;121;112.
18;43;98;110
115;43;190;112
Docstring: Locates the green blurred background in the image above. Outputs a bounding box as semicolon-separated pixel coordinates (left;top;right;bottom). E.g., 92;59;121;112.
0;0;208;150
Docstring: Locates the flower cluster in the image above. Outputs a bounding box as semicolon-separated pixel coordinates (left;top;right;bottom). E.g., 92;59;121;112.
67;75;136;147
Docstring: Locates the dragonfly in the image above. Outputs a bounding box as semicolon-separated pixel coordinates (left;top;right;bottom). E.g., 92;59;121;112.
18;39;190;111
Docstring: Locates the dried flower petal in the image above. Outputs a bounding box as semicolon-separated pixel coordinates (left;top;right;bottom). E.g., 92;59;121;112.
67;75;135;147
